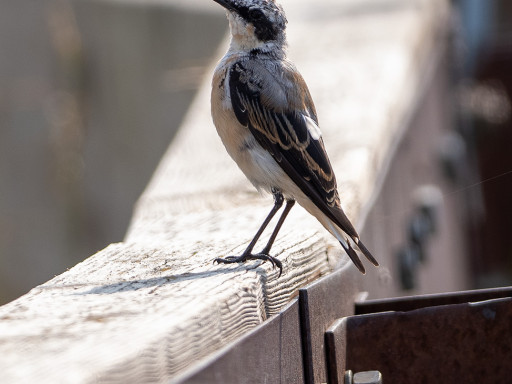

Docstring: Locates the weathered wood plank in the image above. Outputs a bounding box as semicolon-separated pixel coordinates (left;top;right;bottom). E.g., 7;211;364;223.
0;0;450;382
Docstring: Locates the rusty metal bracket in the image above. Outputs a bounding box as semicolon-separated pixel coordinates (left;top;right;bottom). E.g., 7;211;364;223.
355;286;512;314
334;287;512;384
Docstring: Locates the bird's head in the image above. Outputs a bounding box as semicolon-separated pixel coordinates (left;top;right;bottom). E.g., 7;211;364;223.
213;0;288;54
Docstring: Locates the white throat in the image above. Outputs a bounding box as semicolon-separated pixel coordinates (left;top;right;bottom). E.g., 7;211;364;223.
226;12;284;55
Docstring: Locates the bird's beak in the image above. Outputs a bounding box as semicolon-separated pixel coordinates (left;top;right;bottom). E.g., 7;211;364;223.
213;0;238;13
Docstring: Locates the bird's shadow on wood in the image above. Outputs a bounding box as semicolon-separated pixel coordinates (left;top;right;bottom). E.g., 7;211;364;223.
75;264;272;295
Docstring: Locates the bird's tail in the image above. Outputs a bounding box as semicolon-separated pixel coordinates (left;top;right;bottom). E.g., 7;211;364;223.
338;238;366;274
354;237;379;267
297;198;379;274
326;220;379;274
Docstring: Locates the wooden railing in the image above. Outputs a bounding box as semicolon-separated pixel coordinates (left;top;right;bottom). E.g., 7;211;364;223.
0;0;458;383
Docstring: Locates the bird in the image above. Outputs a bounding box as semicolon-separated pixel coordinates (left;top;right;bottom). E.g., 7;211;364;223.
210;0;379;276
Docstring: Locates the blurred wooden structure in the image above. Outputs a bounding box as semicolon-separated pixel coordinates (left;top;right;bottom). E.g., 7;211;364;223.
0;0;490;383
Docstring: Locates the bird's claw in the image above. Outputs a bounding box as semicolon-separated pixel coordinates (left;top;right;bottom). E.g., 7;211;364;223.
214;253;283;277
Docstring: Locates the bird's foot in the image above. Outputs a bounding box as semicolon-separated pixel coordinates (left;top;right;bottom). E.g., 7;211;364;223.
214;253;282;277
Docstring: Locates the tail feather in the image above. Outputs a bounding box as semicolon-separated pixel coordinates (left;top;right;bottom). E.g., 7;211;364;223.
354;238;379;267
308;206;378;274
339;240;365;274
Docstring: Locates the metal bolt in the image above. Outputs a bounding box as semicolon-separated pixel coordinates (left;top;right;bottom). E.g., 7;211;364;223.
354;371;382;384
345;370;353;384
345;370;382;384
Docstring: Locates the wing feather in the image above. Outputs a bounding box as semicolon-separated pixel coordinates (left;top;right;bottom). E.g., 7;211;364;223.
229;60;360;239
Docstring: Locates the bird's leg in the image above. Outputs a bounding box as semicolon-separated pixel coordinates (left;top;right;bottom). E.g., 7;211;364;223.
240;191;285;256
259;199;295;256
214;190;286;275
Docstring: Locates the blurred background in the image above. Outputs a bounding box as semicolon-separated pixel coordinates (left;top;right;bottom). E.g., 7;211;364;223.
0;0;511;305
455;0;512;288
0;0;226;304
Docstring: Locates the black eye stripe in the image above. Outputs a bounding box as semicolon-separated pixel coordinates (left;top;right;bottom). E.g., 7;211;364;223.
238;7;267;22
238;6;278;42
249;9;264;20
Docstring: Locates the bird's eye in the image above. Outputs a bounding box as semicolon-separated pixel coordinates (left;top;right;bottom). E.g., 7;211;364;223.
249;9;264;20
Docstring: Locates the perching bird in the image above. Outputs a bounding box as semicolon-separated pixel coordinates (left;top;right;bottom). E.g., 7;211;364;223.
211;0;379;275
